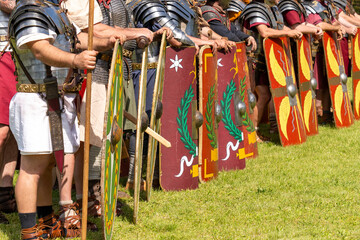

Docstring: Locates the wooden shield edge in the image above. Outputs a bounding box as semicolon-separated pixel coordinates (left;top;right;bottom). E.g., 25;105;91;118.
133;47;149;224
101;40;124;240
146;33;167;201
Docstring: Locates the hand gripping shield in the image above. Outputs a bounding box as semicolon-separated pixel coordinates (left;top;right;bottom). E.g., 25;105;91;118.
323;31;354;127
235;42;258;159
198;46;219;182
296;34;318;136
159;46;200;191
217;46;246;171
263;37;307;146
101;40;124;240
352;28;360;119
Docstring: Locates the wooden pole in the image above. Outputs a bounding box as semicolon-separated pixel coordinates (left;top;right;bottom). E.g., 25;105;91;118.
81;0;94;239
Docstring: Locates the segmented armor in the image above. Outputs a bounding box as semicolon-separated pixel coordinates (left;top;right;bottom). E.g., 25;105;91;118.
128;0;194;45
95;0;137;84
333;0;355;15
227;0;246;13
162;0;198;37
303;0;335;22
278;0;308;20
239;2;284;60
201;5;231;30
8;0;74;85
227;0;246;32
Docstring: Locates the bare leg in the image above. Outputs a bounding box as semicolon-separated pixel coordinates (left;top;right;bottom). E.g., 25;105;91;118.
254;85;271;127
37;159;54;207
16;154;52;213
58;154;75;202
74;142;84;197
0;126;18;187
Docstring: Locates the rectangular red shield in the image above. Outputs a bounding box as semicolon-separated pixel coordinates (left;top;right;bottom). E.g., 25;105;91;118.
323;31;354;128
217;46;246;171
263;37;307;146
352;28;360;119
235;42;258;158
199;46;219;182
159;46;199;191
296;34;318;136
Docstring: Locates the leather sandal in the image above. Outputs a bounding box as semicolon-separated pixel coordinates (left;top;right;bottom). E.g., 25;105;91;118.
21;224;48;240
59;202;81;238
37;213;62;238
76;199;99;232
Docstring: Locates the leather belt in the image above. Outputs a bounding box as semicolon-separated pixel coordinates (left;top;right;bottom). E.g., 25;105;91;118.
16;83;81;93
97;49;133;62
123;49;133;58
131;62;158;71
0;35;8;42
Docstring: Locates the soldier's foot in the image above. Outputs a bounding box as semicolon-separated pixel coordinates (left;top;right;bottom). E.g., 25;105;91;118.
21;224;48;240
76;199;99;231
37;212;62;238
125;179;146;191
59;202;81;238
256;131;270;143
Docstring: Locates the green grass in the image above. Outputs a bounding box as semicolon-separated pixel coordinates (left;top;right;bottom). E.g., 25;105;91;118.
1;80;360;239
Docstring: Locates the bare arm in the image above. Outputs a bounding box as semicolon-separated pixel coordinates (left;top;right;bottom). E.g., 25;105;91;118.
26;39;98;70
340;13;360;27
0;0;15;14
317;21;341;31
76;32;115;52
291;22;322;36
89;23;153;42
256;24;302;39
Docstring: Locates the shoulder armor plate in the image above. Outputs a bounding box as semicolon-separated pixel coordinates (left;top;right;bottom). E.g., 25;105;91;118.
240;1;277;29
278;0;308;18
227;0;246;13
302;0;327;14
161;0;195;23
201;5;223;23
9;0;72;39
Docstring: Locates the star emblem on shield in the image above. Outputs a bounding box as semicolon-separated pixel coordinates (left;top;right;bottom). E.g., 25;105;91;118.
170;54;183;72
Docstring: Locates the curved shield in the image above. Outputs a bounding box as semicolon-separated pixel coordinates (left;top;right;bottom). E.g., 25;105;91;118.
133;47;149;224
159;46;199;191
217;46;246;171
101;40;124;240
263;37;307;146
296;34;318;136
352;28;360;120
199;46;219;182
235;42;258;159
323;31;354;128
146;33;167;201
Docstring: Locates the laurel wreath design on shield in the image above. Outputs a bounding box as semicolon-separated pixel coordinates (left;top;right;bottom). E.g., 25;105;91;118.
205;84;217;148
220;79;243;141
240;76;255;132
177;85;197;156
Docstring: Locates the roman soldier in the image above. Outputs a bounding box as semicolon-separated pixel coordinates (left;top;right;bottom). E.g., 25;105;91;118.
201;0;257;50
239;0;302;140
8;0;117;238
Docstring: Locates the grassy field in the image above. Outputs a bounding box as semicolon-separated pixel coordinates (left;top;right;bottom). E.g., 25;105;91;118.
1;87;360;239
